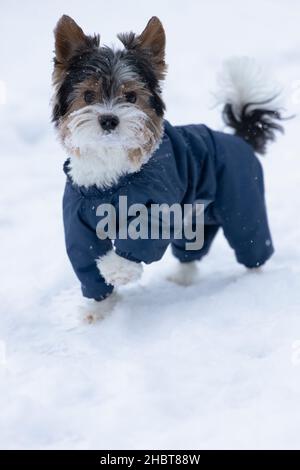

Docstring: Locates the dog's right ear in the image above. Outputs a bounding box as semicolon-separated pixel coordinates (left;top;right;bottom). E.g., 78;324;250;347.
54;15;99;64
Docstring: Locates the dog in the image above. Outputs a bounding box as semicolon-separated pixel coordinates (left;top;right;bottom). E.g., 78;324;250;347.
52;15;284;319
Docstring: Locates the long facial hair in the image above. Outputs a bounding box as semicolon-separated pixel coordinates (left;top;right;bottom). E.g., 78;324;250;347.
52;15;167;188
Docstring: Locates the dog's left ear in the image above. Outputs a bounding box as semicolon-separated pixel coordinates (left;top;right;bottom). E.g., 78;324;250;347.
138;17;165;63
118;17;166;71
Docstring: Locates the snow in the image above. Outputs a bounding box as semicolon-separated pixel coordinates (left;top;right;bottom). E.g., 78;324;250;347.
1;0;300;450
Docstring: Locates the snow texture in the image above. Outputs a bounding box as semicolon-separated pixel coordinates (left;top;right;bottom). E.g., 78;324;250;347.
0;0;300;450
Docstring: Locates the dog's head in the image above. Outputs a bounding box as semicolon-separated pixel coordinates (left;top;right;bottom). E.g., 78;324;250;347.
52;15;167;181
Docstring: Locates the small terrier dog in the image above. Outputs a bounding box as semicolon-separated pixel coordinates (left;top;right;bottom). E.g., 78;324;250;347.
52;15;284;319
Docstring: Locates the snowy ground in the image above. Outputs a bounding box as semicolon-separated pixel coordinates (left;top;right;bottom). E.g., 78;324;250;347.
1;0;300;450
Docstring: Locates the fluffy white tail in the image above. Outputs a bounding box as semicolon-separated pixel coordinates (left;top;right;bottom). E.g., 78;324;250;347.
215;57;284;154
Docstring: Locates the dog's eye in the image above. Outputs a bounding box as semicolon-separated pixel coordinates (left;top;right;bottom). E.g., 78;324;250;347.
125;91;137;103
84;90;96;104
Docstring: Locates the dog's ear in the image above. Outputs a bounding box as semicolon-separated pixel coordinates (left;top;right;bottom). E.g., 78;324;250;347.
118;17;166;67
54;15;99;64
138;17;165;63
138;16;166;62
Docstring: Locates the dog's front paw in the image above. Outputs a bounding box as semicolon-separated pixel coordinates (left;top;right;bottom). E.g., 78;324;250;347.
80;292;119;323
97;250;143;287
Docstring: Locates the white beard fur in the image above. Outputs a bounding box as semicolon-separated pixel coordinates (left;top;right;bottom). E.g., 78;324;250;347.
64;102;161;189
68;146;138;189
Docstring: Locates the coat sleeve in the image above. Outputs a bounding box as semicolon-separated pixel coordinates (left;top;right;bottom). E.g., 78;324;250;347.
63;183;114;300
114;230;171;265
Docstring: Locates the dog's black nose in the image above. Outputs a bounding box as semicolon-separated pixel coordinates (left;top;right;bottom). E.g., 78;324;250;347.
99;114;119;131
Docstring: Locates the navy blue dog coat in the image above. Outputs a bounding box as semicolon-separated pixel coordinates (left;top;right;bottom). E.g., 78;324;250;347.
62;120;274;301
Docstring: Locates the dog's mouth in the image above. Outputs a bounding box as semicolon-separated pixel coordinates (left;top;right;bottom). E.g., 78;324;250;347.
63;103;158;159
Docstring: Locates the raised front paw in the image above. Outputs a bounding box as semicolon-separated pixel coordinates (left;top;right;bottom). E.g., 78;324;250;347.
97;250;143;287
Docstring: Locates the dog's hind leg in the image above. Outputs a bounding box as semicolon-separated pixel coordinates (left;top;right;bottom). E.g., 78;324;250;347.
167;260;199;286
213;136;274;269
168;225;220;285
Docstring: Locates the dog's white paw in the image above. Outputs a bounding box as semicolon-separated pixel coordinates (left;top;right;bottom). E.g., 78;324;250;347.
167;261;199;286
80;292;119;324
97;250;143;287
247;266;263;274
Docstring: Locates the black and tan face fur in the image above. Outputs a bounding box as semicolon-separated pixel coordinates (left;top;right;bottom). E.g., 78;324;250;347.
52;15;167;187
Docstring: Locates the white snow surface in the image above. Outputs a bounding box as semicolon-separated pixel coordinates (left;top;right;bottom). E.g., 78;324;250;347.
1;0;300;450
